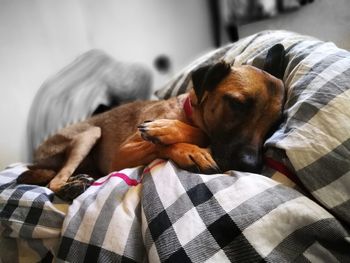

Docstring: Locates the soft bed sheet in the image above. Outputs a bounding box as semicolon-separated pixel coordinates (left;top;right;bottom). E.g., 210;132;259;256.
1;161;349;262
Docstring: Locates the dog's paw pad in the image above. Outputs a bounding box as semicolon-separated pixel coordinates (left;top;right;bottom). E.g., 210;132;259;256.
55;174;94;201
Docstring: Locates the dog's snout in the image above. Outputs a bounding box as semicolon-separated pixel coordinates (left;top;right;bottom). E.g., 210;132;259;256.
212;142;262;173
236;149;262;173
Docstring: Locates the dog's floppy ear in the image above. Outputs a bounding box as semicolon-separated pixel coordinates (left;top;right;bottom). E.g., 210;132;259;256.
192;65;211;104
263;44;286;80
192;62;231;104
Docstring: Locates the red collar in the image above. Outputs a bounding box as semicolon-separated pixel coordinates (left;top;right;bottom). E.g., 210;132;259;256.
183;96;193;120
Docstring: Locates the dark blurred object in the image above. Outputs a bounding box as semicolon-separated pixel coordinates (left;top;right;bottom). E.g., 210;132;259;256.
225;0;314;25
27;50;152;161
208;0;222;47
225;24;239;42
210;0;315;45
154;55;172;74
298;0;314;6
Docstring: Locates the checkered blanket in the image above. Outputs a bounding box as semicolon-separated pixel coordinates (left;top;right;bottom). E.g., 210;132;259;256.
0;164;68;262
1;161;350;262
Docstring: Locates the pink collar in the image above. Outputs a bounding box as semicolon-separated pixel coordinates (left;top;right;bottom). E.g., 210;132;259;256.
183;96;193;120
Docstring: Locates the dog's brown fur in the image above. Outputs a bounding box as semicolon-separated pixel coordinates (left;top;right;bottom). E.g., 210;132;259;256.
18;46;286;194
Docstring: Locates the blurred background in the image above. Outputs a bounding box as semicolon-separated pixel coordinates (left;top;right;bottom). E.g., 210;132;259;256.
0;0;349;169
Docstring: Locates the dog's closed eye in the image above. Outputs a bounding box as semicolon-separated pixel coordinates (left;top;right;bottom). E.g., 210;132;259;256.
223;94;254;111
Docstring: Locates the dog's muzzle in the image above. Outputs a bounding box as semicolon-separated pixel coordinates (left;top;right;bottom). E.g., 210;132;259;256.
211;141;262;173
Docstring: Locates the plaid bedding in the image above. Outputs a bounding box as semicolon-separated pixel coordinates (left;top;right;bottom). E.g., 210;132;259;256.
1;161;350;262
1;30;350;262
0;164;68;262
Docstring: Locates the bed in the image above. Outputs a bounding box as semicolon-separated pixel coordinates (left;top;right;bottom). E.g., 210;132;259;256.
1;30;350;262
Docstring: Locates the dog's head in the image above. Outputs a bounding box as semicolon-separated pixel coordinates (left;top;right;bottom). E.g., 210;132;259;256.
189;44;286;173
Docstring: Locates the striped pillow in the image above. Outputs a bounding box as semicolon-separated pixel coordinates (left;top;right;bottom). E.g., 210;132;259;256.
156;30;350;225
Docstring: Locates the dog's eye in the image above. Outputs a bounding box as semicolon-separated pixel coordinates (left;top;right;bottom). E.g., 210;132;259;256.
224;94;252;111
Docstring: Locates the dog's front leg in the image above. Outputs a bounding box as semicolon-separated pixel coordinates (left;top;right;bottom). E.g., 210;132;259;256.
138;119;209;146
48;126;101;192
110;131;219;174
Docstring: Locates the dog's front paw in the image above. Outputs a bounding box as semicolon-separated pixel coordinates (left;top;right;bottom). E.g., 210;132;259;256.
138;119;183;145
163;143;221;174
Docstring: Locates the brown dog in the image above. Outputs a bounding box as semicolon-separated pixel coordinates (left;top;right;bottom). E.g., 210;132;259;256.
18;44;286;196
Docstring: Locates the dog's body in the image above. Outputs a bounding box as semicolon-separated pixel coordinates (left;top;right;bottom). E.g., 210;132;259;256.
18;44;286;196
19;94;216;193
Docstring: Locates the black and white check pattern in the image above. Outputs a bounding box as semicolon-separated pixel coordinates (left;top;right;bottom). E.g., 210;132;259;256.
142;161;350;262
0;164;68;262
1;161;350;262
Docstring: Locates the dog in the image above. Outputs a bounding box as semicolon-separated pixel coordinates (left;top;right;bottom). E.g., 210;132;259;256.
17;44;286;198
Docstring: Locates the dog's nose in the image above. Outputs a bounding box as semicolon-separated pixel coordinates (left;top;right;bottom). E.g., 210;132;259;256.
235;147;262;173
211;142;262;173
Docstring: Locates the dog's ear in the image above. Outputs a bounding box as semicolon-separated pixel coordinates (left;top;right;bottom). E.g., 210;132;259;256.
192;65;211;104
263;44;286;80
192;62;231;104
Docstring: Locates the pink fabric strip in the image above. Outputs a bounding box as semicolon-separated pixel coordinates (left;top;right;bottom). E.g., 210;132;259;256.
142;160;166;174
92;172;139;186
92;160;165;187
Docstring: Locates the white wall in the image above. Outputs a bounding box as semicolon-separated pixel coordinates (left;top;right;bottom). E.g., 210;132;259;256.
0;0;214;169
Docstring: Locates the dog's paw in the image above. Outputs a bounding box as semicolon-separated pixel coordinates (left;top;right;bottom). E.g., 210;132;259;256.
164;143;221;174
54;174;95;201
185;149;221;175
138;119;182;145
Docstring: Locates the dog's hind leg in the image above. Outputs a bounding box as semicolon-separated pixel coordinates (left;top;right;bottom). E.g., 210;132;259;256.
17;135;69;186
110;132;158;172
17;167;57;186
48;126;101;192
